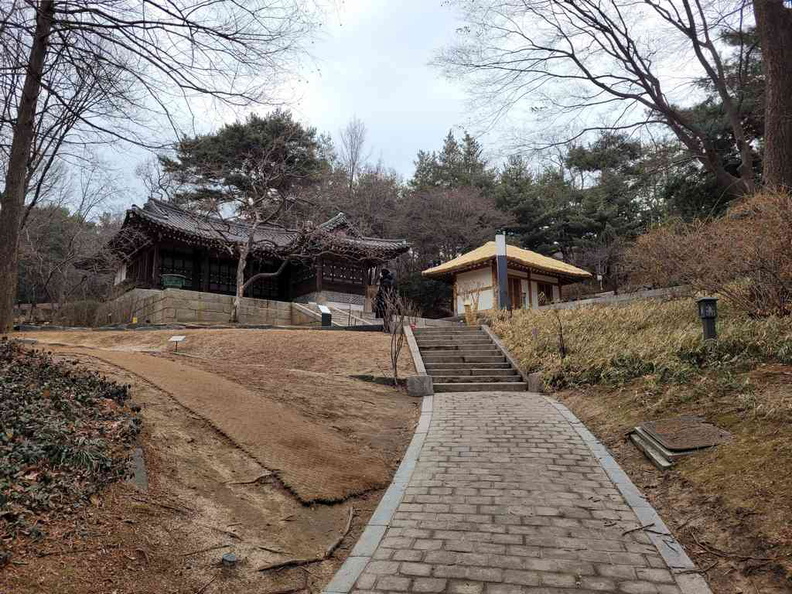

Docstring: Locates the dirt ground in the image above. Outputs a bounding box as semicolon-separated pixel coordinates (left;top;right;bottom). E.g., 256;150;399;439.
557;368;792;594
1;329;418;594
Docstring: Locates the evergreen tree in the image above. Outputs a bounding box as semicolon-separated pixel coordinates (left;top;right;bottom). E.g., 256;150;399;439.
161;110;325;214
409;130;494;191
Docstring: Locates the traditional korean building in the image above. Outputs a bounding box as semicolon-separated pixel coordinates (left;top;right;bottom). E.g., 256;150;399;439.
422;240;591;314
97;199;409;314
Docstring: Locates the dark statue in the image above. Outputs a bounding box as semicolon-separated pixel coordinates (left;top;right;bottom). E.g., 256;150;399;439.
374;268;396;326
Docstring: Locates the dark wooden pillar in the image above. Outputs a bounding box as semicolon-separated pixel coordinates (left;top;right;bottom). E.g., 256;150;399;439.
316;257;323;292
200;250;210;292
151;244;160;289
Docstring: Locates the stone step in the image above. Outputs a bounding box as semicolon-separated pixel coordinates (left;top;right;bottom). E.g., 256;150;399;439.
430;375;521;383
419;345;500;354
416;338;494;346
424;362;513;370
416;333;490;340
433;382;527;393
421;355;506;364
429;368;519;377
415;335;487;342
413;328;482;335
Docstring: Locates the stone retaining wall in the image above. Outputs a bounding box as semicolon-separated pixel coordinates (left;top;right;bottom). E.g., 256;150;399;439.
103;288;296;326
543;285;692;311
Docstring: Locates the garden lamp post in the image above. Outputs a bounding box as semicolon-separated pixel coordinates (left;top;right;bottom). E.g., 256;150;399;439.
697;297;718;340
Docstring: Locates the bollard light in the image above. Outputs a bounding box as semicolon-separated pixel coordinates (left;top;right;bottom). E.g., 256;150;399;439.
697;297;718;340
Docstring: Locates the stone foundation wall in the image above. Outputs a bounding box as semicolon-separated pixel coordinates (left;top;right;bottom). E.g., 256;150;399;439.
103;288;297;326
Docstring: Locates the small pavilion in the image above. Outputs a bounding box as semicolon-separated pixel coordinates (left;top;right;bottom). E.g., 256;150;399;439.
422;240;591;314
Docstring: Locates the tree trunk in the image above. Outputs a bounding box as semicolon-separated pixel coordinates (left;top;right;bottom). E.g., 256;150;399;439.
230;242;250;324
0;1;55;333
754;0;792;189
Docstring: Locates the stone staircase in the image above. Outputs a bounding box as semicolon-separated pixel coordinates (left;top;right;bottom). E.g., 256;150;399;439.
413;325;527;393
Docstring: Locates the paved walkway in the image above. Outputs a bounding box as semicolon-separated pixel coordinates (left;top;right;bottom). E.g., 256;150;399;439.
326;392;710;594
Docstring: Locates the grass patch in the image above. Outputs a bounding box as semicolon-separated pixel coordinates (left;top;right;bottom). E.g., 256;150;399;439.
491;298;792;401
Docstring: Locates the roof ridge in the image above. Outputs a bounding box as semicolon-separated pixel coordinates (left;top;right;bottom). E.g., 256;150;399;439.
422;240;590;280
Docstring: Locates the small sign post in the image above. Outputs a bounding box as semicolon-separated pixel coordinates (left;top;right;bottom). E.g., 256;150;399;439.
168;335;186;353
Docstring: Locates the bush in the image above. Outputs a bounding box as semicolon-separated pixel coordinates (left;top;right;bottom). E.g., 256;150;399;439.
53;299;103;327
490;298;792;389
397;271;453;318
626;190;792;317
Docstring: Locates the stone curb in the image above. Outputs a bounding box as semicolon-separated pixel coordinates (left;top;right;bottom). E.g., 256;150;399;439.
480;324;530;384
404;324;433;397
544;397;713;594
322;394;434;594
403;324;427;376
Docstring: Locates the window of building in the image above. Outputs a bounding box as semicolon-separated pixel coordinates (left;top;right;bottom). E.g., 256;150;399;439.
537;281;555;305
160;250;195;286
208;260;235;294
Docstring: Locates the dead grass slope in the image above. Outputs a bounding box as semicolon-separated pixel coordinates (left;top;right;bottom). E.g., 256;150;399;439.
2;329;418;594
24;329;416;504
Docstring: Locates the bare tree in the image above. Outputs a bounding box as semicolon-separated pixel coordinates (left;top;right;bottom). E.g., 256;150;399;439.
0;1;318;332
135;156;181;202
337;116;370;197
18;159;122;306
382;291;420;384
396;186;513;268
439;0;759;199
752;0;792;189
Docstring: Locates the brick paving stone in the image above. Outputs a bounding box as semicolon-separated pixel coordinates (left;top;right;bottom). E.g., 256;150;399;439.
341;392;703;594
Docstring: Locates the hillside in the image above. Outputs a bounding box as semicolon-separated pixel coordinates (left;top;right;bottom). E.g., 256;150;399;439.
491;299;792;594
1;329;418;594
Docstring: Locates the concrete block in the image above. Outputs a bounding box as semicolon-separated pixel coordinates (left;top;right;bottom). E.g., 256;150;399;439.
527;372;545;393
174;308;197;322
199;311;229;323
407;374;434;397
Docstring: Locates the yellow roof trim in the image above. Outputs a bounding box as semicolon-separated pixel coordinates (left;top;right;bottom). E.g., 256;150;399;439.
422;241;592;281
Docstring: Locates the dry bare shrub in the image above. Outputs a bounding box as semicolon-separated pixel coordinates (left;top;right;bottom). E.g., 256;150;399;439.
54;300;102;327
627;191;792;317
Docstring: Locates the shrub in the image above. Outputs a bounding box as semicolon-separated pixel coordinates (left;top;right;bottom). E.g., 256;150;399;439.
54;299;102;327
0;340;140;542
626;190;792;317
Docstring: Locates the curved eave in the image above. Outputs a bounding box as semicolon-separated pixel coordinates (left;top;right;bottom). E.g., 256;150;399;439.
108;212;411;263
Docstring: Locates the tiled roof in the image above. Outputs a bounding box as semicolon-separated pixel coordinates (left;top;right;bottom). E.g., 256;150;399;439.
124;199;409;260
422;241;591;281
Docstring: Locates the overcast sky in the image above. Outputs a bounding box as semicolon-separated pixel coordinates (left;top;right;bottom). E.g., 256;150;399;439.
294;0;472;176
113;1;474;207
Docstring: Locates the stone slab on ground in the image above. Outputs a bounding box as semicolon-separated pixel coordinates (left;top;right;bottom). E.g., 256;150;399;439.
407;375;434;397
325;391;710;594
126;447;149;492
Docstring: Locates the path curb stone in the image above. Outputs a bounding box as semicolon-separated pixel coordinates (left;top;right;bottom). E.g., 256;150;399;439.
545;397;712;594
323;394;434;593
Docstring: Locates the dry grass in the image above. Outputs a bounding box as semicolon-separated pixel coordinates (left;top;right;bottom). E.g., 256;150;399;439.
492;298;792;405
2;328;418;594
491;299;792;592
